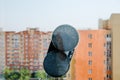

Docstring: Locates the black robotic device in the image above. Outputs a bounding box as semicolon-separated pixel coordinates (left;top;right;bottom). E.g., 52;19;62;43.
43;24;79;77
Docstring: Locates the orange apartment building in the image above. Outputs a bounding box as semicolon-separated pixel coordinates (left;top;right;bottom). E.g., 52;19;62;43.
72;29;111;80
5;28;52;72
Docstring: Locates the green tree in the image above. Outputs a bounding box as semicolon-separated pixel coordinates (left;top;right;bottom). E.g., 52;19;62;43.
19;68;31;80
35;70;46;79
3;67;21;80
3;67;12;80
9;71;21;80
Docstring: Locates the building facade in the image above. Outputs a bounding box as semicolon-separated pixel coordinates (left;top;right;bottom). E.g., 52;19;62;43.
5;31;22;70
72;30;111;80
110;14;120;80
5;28;52;72
99;13;120;80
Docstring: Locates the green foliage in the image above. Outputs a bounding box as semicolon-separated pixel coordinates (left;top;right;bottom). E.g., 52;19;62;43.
3;67;64;80
3;67;12;80
35;70;46;79
3;67;20;80
19;68;31;80
9;72;21;80
3;67;31;80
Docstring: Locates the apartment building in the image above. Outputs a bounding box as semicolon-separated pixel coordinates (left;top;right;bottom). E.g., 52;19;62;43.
71;30;111;80
5;31;20;70
110;14;120;80
5;28;52;72
99;13;120;80
101;13;120;80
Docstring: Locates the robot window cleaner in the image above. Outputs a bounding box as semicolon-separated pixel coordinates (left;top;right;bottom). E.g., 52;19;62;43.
43;24;79;77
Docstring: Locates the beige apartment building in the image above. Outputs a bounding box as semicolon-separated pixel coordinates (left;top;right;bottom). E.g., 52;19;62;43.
99;13;120;80
110;14;120;80
0;29;5;74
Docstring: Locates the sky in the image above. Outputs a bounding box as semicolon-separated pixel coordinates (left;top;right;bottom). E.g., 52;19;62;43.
0;0;120;32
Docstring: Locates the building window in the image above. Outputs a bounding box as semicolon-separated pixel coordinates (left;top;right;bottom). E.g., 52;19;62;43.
88;51;92;56
104;43;107;48
104;77;106;80
88;43;92;48
88;60;92;65
88;34;92;39
105;34;111;38
88;78;92;80
104;51;107;56
107;74;111;79
104;60;106;65
88;69;92;74
107;66;111;71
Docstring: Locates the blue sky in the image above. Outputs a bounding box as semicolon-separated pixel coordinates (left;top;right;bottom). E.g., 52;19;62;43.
0;0;120;31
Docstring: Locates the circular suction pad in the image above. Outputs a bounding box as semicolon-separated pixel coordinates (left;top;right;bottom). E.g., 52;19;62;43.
43;50;70;77
52;24;79;51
